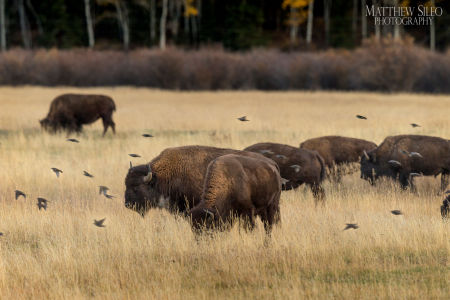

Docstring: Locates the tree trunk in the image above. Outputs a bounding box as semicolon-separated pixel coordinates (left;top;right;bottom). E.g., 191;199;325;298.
430;0;435;51
84;0;95;48
324;0;331;47
26;0;43;35
18;0;31;49
306;0;314;45
393;0;399;40
184;0;189;35
352;0;357;44
160;0;168;50
150;0;156;44
361;0;367;39
373;0;380;41
115;1;130;50
0;0;5;51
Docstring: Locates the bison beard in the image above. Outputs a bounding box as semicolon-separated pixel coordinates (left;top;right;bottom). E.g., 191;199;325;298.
40;94;116;136
189;154;281;235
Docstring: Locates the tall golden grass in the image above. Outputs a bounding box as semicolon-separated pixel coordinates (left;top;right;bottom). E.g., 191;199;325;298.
0;87;448;299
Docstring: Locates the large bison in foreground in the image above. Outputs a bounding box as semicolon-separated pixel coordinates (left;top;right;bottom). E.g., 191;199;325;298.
124;145;265;216
360;135;450;191
244;142;326;203
300;136;377;181
189;154;281;235
40;94;116;136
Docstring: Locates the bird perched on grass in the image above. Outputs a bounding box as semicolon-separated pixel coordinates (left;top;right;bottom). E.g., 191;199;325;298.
237;116;249;122
15;190;26;200
391;210;403;215
94;218;106;227
99;186;109;195
37;198;48;210
142;134;154;138
129;154;141;158
66;138;79;143
344;223;359;230
51;168;63;178
83;171;94;178
356;115;367;120
410;123;421;128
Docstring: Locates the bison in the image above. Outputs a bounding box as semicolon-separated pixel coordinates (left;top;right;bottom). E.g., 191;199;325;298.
244;142;326;203
300;136;377;182
124;145;266;216
189;154;281;235
40;94;116;136
360;135;450;192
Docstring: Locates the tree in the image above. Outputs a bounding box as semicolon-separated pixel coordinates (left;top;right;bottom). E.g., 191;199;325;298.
134;0;157;45
372;0;380;41
361;0;367;39
97;0;130;50
84;0;95;48
352;0;357;44
160;0;168;49
324;0;332;47
282;0;310;45
429;0;435;51
0;0;4;51
17;0;32;48
306;0;314;45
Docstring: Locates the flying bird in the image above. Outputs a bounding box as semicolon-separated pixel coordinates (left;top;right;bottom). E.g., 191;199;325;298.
410;123;421;128
99;186;109;195
66;138;79;143
51;168;63;178
344;223;359;230
290;164;301;173
15;190;26;200
128;154;141;158
399;149;423;158
258;149;274;155
83;171;94;178
142;134;154;138
388;160;402;168
409;172;423;178
37;197;48;210
391;210;403;215
356;115;367;120
93;218;106;227
275;154;287;159
237;116;249;122
103;193;115;199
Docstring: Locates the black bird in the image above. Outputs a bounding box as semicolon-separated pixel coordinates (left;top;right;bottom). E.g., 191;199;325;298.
15;190;26;200
356;115;367;120
99;186;109;195
51;168;63;178
67;138;79;143
344;223;359;230
103;193;115;199
410;123;421;128
83;171;94;178
128;154;141;158
142;134;154;138
37;197;48;210
391;210;403;215
94;218;106;227
237;116;249;122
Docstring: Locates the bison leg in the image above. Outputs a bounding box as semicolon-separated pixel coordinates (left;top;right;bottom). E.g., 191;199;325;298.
310;183;326;206
101;114;116;136
441;172;449;193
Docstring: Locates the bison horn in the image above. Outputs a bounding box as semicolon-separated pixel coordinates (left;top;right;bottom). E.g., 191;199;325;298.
143;166;153;183
363;150;369;160
129;161;133;169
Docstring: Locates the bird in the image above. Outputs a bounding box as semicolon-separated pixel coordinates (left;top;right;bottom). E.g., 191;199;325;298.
275;154;287;159
83;171;94;178
99;186;109;195
344;223;359;230
237;116;249;122
15;190;26;200
388;160;402;168
356;115;367;120
399;149;423;158
51;168;63;178
66;138;79;143
37;197;48;210
93;218;106;227
290;164;301;173
409;172;423;178
142;134;154;138
259;149;274;155
391;210;403;215
103;193;115;199
410;123;421;128
0;232;3;236
128;154;141;158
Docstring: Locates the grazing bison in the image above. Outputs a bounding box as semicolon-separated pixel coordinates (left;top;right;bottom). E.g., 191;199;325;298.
40;94;116;136
300;136;377;181
244;142;326;203
124;145;265;216
189;154;281;235
360;135;450;191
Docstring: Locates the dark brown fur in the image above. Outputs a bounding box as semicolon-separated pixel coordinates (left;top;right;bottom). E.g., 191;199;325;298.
189;154;281;235
124;145;266;216
360;135;450;191
300;136;377;181
40;94;116;136
244;142;326;203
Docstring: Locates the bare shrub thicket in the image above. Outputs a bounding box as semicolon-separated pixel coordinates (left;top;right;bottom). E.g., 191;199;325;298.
0;38;448;92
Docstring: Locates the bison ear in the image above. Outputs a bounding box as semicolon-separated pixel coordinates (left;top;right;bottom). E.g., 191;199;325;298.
143;165;153;184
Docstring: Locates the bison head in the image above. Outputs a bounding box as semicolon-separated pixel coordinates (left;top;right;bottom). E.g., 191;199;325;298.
124;164;165;216
360;150;378;184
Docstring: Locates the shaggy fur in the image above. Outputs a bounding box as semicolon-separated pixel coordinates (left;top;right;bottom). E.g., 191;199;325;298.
40;94;116;135
189;154;281;235
360;135;450;191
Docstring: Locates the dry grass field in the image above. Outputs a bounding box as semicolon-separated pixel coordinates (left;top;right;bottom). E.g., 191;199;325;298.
0;87;449;299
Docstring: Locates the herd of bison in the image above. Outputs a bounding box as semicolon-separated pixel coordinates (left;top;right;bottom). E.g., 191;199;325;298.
35;94;450;235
